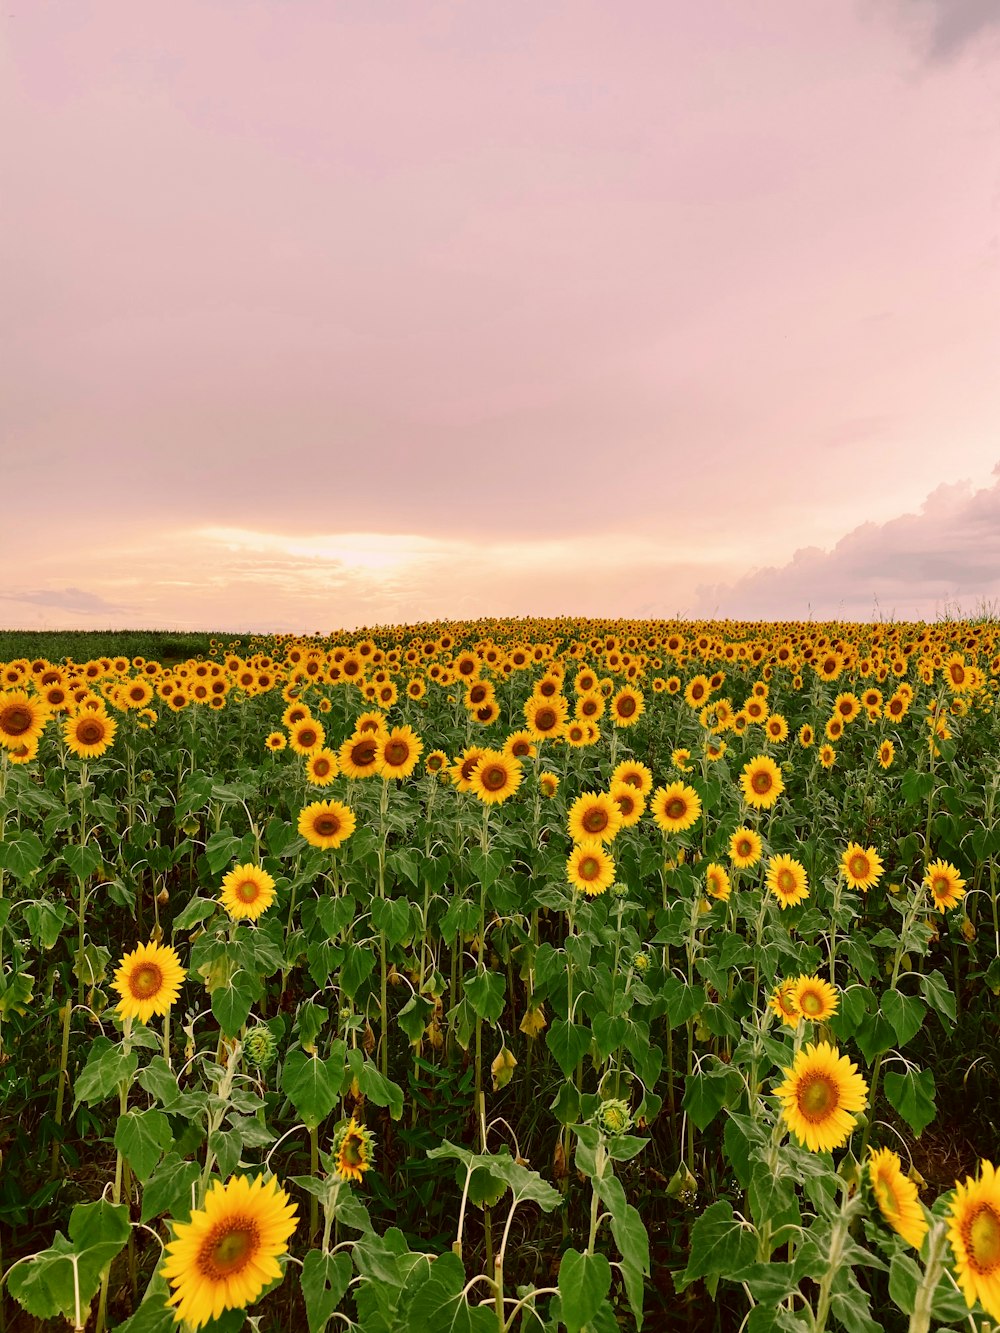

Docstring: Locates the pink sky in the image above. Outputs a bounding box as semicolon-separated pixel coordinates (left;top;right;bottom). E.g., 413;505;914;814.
3;1;1000;631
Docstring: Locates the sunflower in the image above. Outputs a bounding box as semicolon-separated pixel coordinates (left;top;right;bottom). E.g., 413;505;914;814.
833;692;862;723
878;740;895;769
220;864;277;922
353;710;387;737
774;1041;868;1153
798;724;814;747
8;739;38;764
305;748;339;786
740;755;784;810
539;771;560;799
729;826;763;869
288;718;325;756
650;782;702;835
376;725;423;780
265;731;286;752
924;859;966;911
63;710;117;759
792;974;839;1022
574;690;605;722
332;1116;376;1184
868;1147;928;1251
298;800;357;850
161;1174;298;1329
425;749;449;777
610;686;644;727
566;840;616;897
765;713;789;743
0;690;49;750
705;863;731;901
470;751;523;804
824;716;844;742
947;1159;1000;1321
766;855;809;909
611;759;653;797
503;730;537;760
338;732;381;780
567;791;623;844
684;675;710;708
944;653;974;694
770;980;801;1029
609;780;645;827
819;745;837;769
112;941;186;1025
840;843;884;893
524;694;567;741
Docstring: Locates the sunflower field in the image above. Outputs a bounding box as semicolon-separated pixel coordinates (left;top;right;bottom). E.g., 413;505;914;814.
1;619;999;1333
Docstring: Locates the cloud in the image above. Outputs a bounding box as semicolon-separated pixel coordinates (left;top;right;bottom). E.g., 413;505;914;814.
875;0;1000;61
0;586;130;615
695;467;1000;620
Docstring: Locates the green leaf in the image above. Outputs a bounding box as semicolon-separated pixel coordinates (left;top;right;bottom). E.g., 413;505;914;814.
396;992;433;1044
406;1251;496;1333
372;895;413;947
281;1050;341;1130
918;970;956;1029
73;1037;138;1109
115;1108;173;1183
682;1059;740;1131
486;1153;562;1212
546;1018;591;1078
357;1057;404;1120
172;896;220;930
63;842;103;881
676;1200;757;1291
141;1153;202;1223
211;978;257;1037
880;990;926;1047
884;1067;936;1136
115;1271;176;1333
0;831;44;880
470;847;504;888
887;1253;920;1316
660;975;706;1028
339;944;376;999
300;1250;352;1333
23;899;72;951
596;1173;650;1328
558;1249;612;1333
463;969;505;1024
8;1202;130;1323
205;829;244;875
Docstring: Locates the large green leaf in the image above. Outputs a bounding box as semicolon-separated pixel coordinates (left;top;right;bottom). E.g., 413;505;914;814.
675;1200;757;1292
300;1250;352;1333
558;1249;612;1333
115;1108;173;1183
884;1067;936;1136
280;1050;341;1130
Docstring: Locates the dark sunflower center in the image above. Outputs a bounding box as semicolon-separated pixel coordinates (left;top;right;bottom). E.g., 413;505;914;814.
481;765;507;790
384;741;408;766
798;1073;837;1120
752;771;773;794
932;876;950;897
617;795;635;816
583;809;608;833
236;880;260;902
77;719;104;745
617;697;636;717
777;870;796;894
580;856;600;880
313;758;331;777
849;855;869;880
535;708;556;731
736;840;751;858
1;705;33;736
665;799;686;820
512;740;530;756
952;666;966;684
342;1134;364;1167
314;814;341;837
800;990;823;1016
199;1220;259;1278
351;741;377;766
298;729;318;748
130;963;163;999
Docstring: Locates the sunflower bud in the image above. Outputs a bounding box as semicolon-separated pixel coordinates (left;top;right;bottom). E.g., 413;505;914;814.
594;1098;632;1137
243;1026;278;1072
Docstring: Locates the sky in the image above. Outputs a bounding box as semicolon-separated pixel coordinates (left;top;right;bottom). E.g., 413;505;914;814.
3;0;1000;632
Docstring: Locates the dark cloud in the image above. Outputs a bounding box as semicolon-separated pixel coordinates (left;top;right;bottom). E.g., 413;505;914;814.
876;0;1000;61
695;468;1000;620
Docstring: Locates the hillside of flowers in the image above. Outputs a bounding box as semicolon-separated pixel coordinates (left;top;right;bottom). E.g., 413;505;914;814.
1;617;998;1332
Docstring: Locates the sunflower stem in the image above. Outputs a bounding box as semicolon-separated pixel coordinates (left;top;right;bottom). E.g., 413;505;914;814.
906;1219;949;1333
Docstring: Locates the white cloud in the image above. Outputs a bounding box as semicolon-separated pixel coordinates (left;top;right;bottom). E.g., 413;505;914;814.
696;467;1000;620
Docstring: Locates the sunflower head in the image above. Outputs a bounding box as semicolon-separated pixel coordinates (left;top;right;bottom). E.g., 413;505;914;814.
868;1147;928;1251
774;1041;868;1153
947;1159;1000;1321
220;863;277;922
331;1116;376;1184
112;941;186;1025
